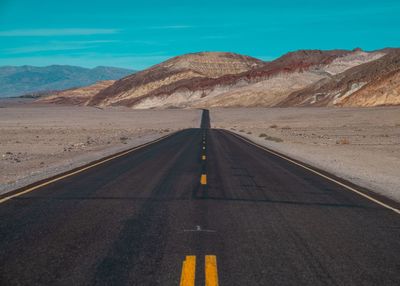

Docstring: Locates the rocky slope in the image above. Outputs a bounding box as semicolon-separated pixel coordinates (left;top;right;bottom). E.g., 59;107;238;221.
338;70;400;107
0;65;135;98
37;80;116;105
87;52;264;107
280;49;400;107
191;49;388;108
38;48;399;108
87;49;365;108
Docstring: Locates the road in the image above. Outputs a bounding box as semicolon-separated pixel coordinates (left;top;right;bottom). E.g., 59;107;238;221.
0;109;399;285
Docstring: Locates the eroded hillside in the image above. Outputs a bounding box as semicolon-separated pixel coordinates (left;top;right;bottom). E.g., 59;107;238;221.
39;49;399;108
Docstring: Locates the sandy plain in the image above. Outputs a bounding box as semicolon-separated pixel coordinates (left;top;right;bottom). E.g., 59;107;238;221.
0;100;201;194
212;107;400;202
1;101;399;203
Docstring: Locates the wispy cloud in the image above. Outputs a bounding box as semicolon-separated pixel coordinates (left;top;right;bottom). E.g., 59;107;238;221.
0;28;120;37
146;25;192;30
200;35;231;40
1;40;118;54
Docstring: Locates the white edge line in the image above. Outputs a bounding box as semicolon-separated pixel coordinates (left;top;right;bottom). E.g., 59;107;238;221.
0;132;176;204
226;130;400;215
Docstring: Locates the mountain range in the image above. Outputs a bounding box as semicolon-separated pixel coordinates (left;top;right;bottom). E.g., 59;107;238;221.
38;48;400;108
0;65;135;98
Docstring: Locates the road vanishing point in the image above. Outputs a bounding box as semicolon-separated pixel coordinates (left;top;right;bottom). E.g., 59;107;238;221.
1;110;399;285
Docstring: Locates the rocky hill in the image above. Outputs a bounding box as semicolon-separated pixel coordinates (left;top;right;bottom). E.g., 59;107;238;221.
189;49;384;108
86;49;370;108
86;52;264;107
280;49;400;107
0;65;135;98
38;49;400;108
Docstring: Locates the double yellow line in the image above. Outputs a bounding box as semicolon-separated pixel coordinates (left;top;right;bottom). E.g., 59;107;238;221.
180;255;219;286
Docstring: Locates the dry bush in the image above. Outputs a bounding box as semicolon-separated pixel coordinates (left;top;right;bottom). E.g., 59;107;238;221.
269;124;278;128
336;138;350;145
259;133;283;142
264;135;283;143
120;136;129;144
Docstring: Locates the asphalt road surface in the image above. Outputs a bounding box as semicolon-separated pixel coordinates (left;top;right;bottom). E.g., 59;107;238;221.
1;110;399;285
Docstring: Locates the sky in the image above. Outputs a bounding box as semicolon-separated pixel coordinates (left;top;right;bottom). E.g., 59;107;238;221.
0;0;399;70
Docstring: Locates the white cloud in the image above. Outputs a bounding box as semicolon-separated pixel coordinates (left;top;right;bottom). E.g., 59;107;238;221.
0;28;120;37
1;40;118;54
200;35;231;40
146;25;192;30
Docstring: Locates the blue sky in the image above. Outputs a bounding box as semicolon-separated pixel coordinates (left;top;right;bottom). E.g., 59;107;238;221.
0;0;399;69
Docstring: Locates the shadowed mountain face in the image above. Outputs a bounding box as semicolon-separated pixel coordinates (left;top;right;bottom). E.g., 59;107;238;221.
38;49;400;108
0;65;135;98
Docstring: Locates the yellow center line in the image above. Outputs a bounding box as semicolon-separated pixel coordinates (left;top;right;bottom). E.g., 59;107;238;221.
202;155;206;160
205;255;219;286
200;174;207;185
180;256;196;286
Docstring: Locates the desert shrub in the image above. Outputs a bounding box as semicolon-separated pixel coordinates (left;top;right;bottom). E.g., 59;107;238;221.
336;138;350;145
269;124;278;128
259;133;267;137
264;135;283;142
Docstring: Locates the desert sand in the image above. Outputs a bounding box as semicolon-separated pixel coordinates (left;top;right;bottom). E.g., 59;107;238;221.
0;100;200;194
1;101;399;202
212;107;400;202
